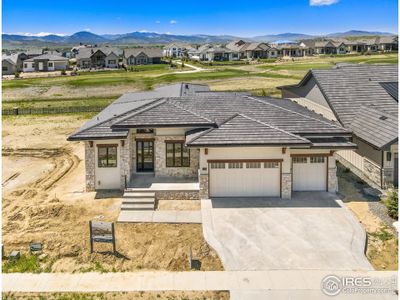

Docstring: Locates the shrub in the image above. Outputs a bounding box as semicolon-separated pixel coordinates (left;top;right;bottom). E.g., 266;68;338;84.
14;71;20;78
261;89;267;97
61;69;67;75
384;188;398;219
2;254;43;273
181;61;185;68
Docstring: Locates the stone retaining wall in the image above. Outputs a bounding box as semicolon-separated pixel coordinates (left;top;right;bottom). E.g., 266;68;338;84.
155;191;200;200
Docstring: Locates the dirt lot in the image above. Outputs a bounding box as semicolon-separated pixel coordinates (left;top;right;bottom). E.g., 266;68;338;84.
2;291;230;300
2;115;223;273
337;164;398;270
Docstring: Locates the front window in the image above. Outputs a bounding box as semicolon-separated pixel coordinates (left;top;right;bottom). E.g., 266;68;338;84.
387;152;392;162
98;145;118;168
24;63;27;68
48;62;53;67
2;66;7;71
166;142;190;167
108;60;116;64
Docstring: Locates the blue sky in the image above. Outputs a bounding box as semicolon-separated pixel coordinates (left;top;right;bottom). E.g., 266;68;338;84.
2;0;398;36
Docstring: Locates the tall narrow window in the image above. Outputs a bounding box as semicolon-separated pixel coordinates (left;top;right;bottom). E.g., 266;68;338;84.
98;145;118;168
165;142;190;167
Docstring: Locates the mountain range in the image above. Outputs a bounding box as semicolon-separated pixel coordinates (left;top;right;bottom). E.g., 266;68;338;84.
3;30;396;48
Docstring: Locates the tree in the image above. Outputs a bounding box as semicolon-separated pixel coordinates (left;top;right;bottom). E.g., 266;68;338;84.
384;188;398;219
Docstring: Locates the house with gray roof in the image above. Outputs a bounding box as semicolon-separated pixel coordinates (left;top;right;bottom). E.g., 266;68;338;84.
68;83;355;199
75;47;123;69
123;48;163;66
226;40;277;59
2;52;28;75
278;64;398;188
163;43;191;58
22;54;69;72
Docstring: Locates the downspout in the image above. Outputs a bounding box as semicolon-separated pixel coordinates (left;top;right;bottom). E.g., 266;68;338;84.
381;151;384;189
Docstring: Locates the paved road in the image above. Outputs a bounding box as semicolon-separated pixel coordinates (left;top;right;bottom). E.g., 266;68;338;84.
3;270;397;300
201;192;373;271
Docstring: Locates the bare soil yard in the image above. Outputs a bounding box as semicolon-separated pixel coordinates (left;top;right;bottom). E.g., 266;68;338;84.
2;115;223;273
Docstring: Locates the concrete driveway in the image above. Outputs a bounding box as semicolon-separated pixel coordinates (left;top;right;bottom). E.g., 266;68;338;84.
201;192;373;271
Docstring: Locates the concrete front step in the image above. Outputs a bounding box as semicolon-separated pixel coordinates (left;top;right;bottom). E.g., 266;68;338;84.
122;198;155;205
123;192;155;198
121;203;155;211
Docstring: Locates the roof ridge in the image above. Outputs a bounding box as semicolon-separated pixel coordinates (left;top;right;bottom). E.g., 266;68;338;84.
247;96;347;132
111;98;167;127
237;113;310;143
70;98;162;136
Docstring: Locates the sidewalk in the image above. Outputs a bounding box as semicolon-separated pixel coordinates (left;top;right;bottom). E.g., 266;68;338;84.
3;270;397;297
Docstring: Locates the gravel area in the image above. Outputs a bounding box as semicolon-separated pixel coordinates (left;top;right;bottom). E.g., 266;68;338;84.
337;162;396;228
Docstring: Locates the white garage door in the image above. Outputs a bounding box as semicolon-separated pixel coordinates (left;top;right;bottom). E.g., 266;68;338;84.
292;156;327;191
209;161;281;197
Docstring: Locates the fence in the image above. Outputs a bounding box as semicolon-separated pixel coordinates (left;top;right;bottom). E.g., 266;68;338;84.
2;106;106;116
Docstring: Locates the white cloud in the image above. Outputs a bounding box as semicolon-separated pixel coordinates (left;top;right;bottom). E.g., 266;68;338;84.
83;28;92;32
169;20;177;24
310;0;339;6
155;20;161;24
15;32;67;36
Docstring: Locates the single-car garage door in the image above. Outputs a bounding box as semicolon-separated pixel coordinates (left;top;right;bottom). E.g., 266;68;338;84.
292;156;327;191
209;161;281;197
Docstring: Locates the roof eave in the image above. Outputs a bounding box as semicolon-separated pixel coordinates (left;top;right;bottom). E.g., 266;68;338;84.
110;123;217;129
186;142;312;148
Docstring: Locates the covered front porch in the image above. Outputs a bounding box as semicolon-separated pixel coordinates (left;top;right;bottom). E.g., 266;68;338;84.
127;173;199;191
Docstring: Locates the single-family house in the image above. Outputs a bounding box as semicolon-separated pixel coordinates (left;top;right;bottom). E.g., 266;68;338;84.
226;40;277;59
76;47;123;69
68;83;355;199
2;52;28;75
123;48;163;66
275;43;310;57
377;36;398;52
22;54;69;72
163;43;190;58
194;44;235;61
278;64;398;188
25;49;43;59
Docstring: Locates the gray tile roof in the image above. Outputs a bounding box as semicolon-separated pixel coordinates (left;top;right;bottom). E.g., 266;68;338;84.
123;47;163;58
285;64;398;149
350;106;398;149
68;83;209;140
2;54;18;65
75;47;122;59
25;54;68;62
186;114;310;147
69;84;352;148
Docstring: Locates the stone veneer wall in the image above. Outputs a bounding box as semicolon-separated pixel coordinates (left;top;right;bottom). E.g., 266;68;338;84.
120;135;133;190
156;191;199;200
85;141;95;192
154;136;199;177
281;173;291;199
363;159;382;187
328;166;338;193
199;174;209;199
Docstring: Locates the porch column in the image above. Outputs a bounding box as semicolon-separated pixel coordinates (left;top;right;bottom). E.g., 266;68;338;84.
328;156;338;193
120;133;133;190
281;150;291;199
85;141;95;192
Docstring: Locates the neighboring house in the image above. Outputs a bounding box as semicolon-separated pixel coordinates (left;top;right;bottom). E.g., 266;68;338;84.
68;83;355;199
226;40;277;59
22;54;69;72
25;49;43;59
275;43;310;57
2;52;28;75
377;36;398;52
76;47;123;69
191;44;235;61
163;43;190;58
123;48;163;66
303;40;344;55
278;64;398;188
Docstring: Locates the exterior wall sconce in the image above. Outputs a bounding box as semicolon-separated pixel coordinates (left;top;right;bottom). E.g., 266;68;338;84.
89;141;93;148
121;140;125;147
204;148;208;155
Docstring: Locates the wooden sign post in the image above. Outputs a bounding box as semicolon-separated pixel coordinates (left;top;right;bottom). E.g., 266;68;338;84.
89;221;116;254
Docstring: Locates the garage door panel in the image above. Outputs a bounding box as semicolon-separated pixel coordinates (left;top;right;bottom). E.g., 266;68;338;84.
292;156;327;191
210;163;280;197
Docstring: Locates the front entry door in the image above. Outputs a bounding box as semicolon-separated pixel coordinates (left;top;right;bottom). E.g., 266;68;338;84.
136;141;154;172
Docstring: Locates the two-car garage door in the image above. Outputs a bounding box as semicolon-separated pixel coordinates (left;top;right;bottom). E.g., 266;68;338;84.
209;161;281;197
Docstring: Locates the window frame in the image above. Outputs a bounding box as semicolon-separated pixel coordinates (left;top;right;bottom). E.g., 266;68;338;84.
97;145;118;168
387;152;392;162
48;62;53;67
293;157;308;164
310;156;325;164
165;141;190;168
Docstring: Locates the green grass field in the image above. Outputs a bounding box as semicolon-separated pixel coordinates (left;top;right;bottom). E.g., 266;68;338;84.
2;53;397;113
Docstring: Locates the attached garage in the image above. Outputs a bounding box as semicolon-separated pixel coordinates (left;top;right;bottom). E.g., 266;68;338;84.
209;160;281;197
292;155;327;191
